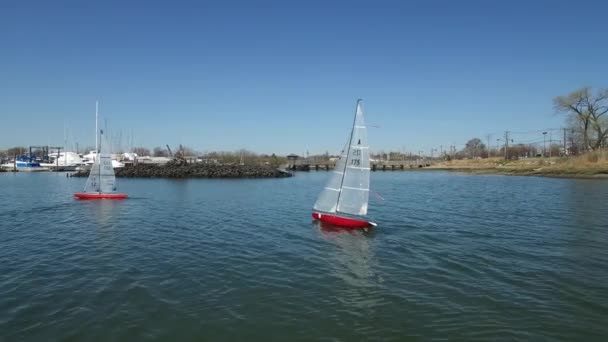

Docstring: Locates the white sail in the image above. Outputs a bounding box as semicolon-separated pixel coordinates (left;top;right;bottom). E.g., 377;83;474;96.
336;100;369;216
83;156;101;193
313;99;370;216
313;144;348;213
83;130;116;194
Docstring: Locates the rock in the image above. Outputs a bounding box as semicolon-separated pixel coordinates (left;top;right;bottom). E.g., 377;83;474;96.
72;163;292;179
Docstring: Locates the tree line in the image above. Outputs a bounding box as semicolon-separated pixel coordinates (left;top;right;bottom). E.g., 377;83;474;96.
450;86;607;160
554;87;608;152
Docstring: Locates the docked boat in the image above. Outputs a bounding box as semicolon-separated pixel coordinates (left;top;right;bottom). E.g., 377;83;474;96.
1;156;49;172
312;99;376;228
83;151;124;168
40;151;84;171
74;101;127;199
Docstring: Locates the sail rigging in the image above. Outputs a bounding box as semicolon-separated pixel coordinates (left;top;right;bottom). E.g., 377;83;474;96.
313;99;370;216
74;101;126;199
313;142;348;213
83;125;116;194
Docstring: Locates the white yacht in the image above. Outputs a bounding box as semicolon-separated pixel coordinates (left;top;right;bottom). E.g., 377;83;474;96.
40;151;84;171
83;150;124;168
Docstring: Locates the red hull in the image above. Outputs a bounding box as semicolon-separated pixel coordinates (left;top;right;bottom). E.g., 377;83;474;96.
312;212;374;228
74;193;128;199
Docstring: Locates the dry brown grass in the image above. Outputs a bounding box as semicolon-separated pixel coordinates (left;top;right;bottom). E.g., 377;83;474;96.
431;157;502;169
567;150;608;165
429;151;608;176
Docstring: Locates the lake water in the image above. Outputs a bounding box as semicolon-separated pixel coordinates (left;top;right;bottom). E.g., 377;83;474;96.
1;171;607;341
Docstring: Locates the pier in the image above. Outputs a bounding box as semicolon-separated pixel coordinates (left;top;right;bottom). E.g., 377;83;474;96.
287;158;436;172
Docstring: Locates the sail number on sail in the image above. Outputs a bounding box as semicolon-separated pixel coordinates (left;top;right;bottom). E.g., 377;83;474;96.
350;148;361;165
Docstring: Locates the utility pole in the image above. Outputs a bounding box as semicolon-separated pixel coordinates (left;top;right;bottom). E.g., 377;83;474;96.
549;132;552;158
542;131;547;157
570;129;576;155
504;131;510;160
486;134;491;158
563;128;567;156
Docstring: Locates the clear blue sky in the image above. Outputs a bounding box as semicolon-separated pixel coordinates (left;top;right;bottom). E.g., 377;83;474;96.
1;0;607;155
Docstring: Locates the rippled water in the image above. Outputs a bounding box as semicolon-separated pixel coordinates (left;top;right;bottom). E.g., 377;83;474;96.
1;171;607;341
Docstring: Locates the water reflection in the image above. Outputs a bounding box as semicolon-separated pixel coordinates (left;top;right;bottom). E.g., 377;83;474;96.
564;180;608;262
314;221;383;310
78;199;125;229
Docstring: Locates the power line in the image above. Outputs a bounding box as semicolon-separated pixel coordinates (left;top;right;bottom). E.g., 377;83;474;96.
510;128;562;135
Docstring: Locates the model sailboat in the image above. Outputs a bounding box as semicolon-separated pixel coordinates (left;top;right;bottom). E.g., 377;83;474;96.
74;102;127;199
312;99;376;228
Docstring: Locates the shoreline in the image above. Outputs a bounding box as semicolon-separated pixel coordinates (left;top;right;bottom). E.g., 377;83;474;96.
404;165;608;179
421;167;608;179
366;155;608;179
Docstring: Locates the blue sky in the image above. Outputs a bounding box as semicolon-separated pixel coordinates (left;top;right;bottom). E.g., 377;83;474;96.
1;0;607;155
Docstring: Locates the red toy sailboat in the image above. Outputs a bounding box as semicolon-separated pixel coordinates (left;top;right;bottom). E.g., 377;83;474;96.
312;99;376;228
75;101;127;200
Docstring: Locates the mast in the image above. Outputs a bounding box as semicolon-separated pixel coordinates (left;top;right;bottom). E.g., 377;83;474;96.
95;100;99;154
98;129;102;194
335;99;362;213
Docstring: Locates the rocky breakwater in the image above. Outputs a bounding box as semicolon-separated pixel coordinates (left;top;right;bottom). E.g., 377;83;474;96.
73;160;292;179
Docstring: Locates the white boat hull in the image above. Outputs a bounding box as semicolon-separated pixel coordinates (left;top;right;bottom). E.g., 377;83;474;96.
18;167;49;172
1;163;50;172
40;163;80;172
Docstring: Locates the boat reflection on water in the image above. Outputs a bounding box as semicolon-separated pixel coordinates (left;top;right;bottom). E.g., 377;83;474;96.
79;198;126;230
313;221;384;311
315;220;376;236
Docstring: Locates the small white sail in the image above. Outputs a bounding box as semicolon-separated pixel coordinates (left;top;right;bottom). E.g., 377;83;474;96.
83;130;116;194
83;157;101;193
313;100;370;216
337;100;369;216
313;144;348;213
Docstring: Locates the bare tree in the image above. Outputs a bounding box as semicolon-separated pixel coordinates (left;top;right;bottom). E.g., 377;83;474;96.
554;87;608;150
463;138;486;158
133;147;151;156
7;146;27;157
180;146;197;157
152;147;168;157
